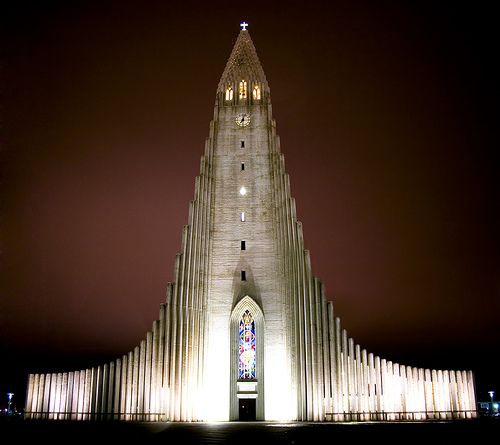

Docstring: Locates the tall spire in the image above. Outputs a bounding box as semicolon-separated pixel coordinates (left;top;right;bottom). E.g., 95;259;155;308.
218;24;268;91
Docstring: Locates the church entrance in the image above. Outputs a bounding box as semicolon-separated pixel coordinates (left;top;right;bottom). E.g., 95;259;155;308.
238;398;256;421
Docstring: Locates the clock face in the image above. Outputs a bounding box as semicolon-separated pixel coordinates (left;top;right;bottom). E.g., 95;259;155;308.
236;113;251;127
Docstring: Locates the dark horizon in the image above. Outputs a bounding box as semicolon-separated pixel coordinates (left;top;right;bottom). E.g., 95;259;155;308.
2;1;498;412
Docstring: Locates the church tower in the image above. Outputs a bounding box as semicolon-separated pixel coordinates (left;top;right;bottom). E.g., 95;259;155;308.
25;24;477;423
170;24;299;421
203;24;293;421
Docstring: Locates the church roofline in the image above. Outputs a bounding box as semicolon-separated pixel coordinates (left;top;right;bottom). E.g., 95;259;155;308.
218;24;269;92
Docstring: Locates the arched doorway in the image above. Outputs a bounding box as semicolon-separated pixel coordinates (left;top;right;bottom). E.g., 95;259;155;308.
230;296;264;420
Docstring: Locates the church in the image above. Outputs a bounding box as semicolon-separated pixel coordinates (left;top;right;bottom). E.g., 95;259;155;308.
25;24;476;422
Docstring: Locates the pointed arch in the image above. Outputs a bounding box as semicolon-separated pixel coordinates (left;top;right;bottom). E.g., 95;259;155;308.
239;80;247;99
231;295;264;325
230;296;264;420
225;86;233;101
253;84;261;100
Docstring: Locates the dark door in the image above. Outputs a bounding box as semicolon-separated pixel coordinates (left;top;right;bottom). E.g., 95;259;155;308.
238;398;256;421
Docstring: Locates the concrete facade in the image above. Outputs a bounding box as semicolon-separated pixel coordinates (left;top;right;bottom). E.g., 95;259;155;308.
25;27;476;422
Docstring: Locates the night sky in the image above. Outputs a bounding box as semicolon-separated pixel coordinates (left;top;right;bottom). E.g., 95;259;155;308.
2;1;498;411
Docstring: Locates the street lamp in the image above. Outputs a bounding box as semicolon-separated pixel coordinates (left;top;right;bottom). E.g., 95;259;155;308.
488;391;495;416
7;393;14;415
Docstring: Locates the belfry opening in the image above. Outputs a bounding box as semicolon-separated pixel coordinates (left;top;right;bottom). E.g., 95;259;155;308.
25;23;476;423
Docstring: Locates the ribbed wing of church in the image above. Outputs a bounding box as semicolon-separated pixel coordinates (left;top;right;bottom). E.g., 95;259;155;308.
25;26;476;422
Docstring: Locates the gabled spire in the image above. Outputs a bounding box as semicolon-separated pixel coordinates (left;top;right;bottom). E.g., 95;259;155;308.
218;25;269;91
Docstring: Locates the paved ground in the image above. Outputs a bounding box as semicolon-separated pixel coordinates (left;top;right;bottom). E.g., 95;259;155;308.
3;418;498;444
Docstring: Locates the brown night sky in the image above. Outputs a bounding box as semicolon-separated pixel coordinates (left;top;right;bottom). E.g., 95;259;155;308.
1;1;498;409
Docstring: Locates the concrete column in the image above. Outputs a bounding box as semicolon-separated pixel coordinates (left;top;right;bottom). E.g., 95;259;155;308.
374;356;382;419
77;370;84;421
315;278;326;421
25;374;35;419
157;307;166;420
84;369;92;421
106;361;115;420
407;366;414;418
361;349;369;420
116;357;125;420
398;365;405;418
169;256;181;421
132;346;140;420
41;374;50;419
151;320;159;421
162;297;172;420
65;372;74;420
340;330;348;419
122;353;130;420
145;331;153;421
443;370;452;419
125;350;133;419
406;367;414;418
92;366;101;420
435;370;444;419
75;371;83;420
456;370;466;419
449;370;458;418
424;369;433;419
348;338;356;418
180;221;193;422
367;353;375;419
319;297;330;420
326;304;336;420
60;373;68;420
466;371;476;418
380;359;387;419
33;374;42;419
100;364;109;420
48;373;57;419
354;344;362;418
37;374;46;419
386;361;395;420
334;317;343;420
394;364;402;418
414;367;422;419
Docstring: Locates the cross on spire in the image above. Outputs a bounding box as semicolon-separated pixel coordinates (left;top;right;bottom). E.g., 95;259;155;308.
240;22;248;31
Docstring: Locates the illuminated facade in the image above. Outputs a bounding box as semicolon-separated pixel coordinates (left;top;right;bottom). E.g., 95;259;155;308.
25;25;476;422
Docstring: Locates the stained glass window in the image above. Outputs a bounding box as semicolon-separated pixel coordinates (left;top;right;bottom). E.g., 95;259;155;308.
239;310;256;379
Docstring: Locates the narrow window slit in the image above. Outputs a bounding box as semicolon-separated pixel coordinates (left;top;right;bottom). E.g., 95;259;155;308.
241;270;246;281
241;240;246;250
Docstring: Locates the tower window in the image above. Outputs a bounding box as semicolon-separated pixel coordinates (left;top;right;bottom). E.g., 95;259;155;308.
241;162;245;171
241;212;245;222
239;80;247;99
225;86;233;101
241;240;246;250
241;270;246;281
253;85;261;100
241;140;245;148
239;310;256;379
239;187;247;196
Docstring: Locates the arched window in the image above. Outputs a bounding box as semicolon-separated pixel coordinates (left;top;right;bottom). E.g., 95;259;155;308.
239;310;256;379
239;80;247;99
225;86;233;101
253;85;261;100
